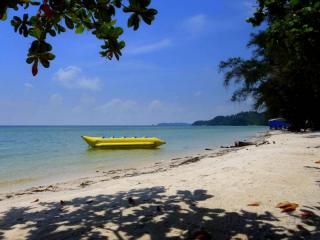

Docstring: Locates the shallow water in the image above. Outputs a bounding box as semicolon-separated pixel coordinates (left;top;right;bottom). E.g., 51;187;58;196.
0;125;267;191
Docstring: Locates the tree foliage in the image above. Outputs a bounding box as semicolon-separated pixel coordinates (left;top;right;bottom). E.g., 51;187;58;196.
192;111;267;126
219;0;320;130
0;0;157;75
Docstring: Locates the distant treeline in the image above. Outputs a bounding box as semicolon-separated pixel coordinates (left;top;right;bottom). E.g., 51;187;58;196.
193;111;267;126
157;123;190;126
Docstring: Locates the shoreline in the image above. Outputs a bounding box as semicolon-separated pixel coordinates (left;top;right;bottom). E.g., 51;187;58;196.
0;130;268;197
0;130;319;239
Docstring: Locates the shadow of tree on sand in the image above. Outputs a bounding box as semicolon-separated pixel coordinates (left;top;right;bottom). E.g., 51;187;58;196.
0;187;319;239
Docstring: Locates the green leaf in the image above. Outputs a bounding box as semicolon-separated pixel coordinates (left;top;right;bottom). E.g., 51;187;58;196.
1;12;7;21
65;16;74;29
26;57;34;64
29;28;42;39
46;53;56;60
40;58;50;68
290;0;300;7
128;13;140;30
75;24;85;34
49;29;56;37
113;0;122;8
140;0;151;8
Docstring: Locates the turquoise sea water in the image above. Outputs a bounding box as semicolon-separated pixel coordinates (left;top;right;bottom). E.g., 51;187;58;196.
0;126;267;192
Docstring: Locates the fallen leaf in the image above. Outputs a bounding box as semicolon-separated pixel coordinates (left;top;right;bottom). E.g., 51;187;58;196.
248;202;260;207
276;202;291;208
281;204;299;212
276;202;299;212
315;160;320;164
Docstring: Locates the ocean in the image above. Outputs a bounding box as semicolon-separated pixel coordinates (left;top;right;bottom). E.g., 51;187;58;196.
0;125;267;192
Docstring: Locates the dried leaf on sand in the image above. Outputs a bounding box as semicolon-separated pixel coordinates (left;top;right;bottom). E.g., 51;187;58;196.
276;202;299;212
315;160;320;164
247;202;260;207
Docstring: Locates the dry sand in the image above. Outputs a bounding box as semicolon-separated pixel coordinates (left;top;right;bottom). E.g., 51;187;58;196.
0;131;319;239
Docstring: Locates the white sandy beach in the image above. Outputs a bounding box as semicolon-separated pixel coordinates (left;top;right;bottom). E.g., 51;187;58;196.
0;131;319;239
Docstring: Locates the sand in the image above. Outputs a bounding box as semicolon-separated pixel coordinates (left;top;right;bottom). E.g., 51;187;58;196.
0;131;319;239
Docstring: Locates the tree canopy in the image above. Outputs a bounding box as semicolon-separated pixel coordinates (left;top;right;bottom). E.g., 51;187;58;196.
0;0;157;75
219;0;320;130
192;111;267;126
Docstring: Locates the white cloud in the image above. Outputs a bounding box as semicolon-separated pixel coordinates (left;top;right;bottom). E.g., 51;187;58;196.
95;99;138;113
127;38;172;55
49;94;63;106
182;14;207;36
54;66;102;91
55;66;81;81
148;100;164;111
24;83;34;91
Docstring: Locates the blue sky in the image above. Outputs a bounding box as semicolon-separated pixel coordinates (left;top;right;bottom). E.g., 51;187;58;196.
0;0;257;125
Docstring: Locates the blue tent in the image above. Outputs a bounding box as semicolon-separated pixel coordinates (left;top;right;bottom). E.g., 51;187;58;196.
268;118;290;129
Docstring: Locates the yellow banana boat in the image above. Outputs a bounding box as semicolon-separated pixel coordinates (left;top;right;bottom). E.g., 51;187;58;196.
81;136;166;149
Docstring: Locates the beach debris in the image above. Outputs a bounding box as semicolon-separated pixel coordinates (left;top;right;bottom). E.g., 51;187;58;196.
6;194;13;199
256;140;270;146
235;141;256;147
178;156;201;166
60;200;65;205
205;148;213;151
30;185;57;193
300;210;314;219
128;197;135;205
247;202;260;207
86;199;94;204
315;160;320;164
31;198;39;203
276;202;299;212
80;181;93;188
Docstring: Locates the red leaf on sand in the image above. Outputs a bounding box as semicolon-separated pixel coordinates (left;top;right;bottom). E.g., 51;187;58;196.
276;202;290;208
248;202;260;207
276;202;299;212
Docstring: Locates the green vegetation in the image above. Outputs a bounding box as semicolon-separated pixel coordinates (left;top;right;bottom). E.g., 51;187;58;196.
157;123;190;127
192;111;267;126
219;0;320;130
0;0;157;75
